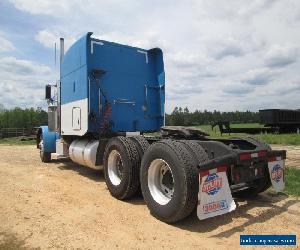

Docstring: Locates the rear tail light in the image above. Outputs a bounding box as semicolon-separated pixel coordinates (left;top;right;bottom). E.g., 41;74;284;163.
268;156;282;162
200;166;228;177
239;153;251;161
258;150;267;157
239;150;267;161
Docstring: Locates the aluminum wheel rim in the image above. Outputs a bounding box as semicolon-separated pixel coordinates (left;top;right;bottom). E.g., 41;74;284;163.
39;137;44;158
148;159;174;205
107;149;123;186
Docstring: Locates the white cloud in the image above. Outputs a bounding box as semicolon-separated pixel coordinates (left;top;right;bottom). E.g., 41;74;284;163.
0;57;53;108
0;56;51;75
222;82;254;95
35;30;57;48
191;0;277;21
35;29;76;51
8;0;74;16
0;35;15;52
202;37;246;60
236;0;276;18
4;0;300;111
242;68;275;86
265;45;298;68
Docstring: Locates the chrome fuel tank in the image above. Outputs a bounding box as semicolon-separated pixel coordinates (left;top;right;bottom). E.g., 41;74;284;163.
69;139;102;170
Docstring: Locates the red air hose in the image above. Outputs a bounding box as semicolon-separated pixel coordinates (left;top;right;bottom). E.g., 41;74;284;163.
100;103;112;134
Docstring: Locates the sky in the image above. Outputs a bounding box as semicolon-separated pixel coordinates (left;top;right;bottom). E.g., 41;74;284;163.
0;0;299;113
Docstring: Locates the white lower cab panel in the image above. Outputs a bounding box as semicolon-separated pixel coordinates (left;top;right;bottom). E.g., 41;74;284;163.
61;98;88;136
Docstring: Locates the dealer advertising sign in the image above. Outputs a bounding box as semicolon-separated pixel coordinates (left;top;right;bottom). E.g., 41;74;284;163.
197;166;236;220
268;159;285;192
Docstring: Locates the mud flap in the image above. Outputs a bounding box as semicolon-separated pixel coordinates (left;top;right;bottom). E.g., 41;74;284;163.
197;166;236;220
268;158;285;192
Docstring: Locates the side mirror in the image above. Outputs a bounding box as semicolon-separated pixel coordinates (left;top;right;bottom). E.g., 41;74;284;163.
45;85;51;99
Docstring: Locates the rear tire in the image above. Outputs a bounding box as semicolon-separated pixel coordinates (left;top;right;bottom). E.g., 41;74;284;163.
129;136;150;160
179;140;209;167
140;140;198;223
179;140;209;210
40;151;51;163
39;134;51;163
103;136;140;200
129;136;150;196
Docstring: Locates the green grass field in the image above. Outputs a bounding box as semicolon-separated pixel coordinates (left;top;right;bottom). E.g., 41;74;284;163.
285;167;300;197
197;123;300;145
0;137;36;145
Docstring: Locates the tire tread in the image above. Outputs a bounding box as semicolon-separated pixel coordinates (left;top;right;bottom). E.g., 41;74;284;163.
104;136;140;200
142;139;198;223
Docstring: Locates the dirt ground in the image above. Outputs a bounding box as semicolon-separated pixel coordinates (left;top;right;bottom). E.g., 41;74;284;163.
0;145;299;249
271;144;300;169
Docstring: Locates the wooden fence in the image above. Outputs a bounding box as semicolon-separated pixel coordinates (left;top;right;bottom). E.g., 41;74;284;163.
0;128;35;139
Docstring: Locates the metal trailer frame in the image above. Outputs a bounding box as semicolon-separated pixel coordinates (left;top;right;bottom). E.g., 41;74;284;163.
211;121;279;135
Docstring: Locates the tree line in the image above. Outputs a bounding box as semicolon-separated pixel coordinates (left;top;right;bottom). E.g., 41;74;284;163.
0;104;47;130
0;104;259;129
166;107;259;126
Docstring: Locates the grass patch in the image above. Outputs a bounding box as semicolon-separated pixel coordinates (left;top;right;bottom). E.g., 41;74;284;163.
0;137;36;146
257;134;300;145
284;167;300;197
197;124;300;145
229;123;264;128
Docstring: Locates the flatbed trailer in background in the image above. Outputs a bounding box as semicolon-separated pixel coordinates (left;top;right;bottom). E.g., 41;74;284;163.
212;109;300;135
211;121;279;135
259;109;300;133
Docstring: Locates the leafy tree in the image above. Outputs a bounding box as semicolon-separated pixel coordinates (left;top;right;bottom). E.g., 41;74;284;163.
165;107;259;126
0;106;47;130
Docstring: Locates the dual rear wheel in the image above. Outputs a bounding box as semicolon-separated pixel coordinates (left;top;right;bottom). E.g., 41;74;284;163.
103;136;149;200
141;140;208;223
103;137;208;223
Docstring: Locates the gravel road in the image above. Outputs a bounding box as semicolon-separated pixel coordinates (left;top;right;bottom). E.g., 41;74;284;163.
0;145;299;249
271;144;300;169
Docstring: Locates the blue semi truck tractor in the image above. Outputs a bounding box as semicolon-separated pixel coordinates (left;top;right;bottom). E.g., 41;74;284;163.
37;32;286;223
